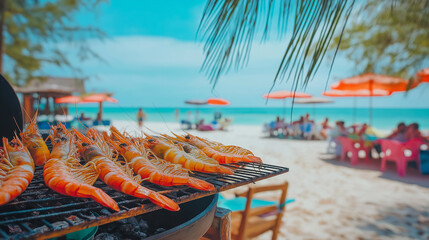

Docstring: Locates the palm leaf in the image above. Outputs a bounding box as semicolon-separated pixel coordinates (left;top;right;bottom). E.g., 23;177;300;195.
198;0;355;89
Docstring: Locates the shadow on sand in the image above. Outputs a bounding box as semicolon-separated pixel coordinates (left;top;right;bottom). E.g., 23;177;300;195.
319;153;429;188
358;205;429;239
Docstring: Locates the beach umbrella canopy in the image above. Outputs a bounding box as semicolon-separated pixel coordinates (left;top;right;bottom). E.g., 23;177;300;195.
263;90;312;99
184;100;207;105
294;97;333;118
263;91;312;119
207;98;230;105
417;68;429;83
81;93;118;103
294;97;333;104
322;89;391;97
81;93;118;121
331;73;418;93
55;95;82;104
323;89;391;124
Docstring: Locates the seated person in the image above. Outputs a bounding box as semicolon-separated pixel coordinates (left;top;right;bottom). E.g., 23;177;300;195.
357;123;367;136
197;119;214;131
214;111;222;121
405;123;422;140
80;112;91;121
330;121;348;138
386;122;407;142
219;118;232;131
181;111;193;129
320;118;331;139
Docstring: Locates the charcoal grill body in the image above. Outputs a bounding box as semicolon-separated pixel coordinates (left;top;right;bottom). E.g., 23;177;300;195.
144;194;218;240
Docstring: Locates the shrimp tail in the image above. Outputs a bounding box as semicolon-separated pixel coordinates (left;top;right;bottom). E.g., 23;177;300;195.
217;165;234;175
143;191;180;211
88;187;120;211
188;177;215;191
246;155;263;164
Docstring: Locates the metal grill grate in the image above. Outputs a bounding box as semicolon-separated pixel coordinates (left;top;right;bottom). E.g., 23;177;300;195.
0;146;288;239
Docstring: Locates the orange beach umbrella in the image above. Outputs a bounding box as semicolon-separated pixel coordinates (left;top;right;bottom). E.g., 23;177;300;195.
331;73;416;93
55;95;82;104
323;89;391;97
81;94;118;103
207;98;230;105
82;93;118;121
323;89;391;124
330;73;413;125
417;68;429;83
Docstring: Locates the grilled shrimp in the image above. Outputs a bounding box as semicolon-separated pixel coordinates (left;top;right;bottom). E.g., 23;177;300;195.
0;136;34;206
74;128;179;211
144;135;233;175
173;133;262;164
43;123;119;211
107;127;214;191
21;111;50;166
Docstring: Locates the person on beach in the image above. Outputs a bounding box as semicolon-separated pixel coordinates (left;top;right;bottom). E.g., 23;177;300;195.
320;118;331;139
386;122;407;142
405;123;423;140
175;109;180;120
137;108;146;128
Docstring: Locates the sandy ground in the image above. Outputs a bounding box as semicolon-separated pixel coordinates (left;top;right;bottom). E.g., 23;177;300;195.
99;120;429;240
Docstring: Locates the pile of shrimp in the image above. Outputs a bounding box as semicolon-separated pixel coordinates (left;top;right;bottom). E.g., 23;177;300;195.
1;116;262;211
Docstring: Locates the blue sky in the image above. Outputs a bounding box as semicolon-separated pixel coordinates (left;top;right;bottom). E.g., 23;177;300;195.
45;0;429;108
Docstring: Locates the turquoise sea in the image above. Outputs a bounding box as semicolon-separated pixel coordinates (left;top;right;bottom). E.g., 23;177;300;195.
71;106;429;130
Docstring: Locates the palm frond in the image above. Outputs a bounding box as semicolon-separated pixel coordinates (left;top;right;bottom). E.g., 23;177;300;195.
198;0;355;89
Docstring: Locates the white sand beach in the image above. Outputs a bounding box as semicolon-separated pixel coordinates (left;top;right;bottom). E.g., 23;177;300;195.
101;120;429;240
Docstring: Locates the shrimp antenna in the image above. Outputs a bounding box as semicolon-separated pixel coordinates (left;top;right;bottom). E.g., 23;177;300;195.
12;117;23;135
148;103;174;134
21;105;32;125
73;101;89;131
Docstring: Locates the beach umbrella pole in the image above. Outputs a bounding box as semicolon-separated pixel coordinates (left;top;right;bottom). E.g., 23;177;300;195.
283;98;286;119
353;96;357;124
98;102;103;121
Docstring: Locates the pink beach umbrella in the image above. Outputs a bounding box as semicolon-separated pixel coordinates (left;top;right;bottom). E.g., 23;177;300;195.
263;90;312;118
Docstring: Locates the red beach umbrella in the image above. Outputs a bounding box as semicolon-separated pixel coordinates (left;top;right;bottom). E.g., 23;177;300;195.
207;98;230;105
55;95;82;104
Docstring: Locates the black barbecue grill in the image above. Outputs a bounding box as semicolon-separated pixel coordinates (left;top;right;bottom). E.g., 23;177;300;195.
0;162;288;239
0;74;289;240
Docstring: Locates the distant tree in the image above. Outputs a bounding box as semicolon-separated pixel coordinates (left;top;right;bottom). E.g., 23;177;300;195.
0;0;107;86
331;0;429;79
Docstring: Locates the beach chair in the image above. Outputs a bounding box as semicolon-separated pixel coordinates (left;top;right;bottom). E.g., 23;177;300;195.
379;138;425;176
337;136;370;165
228;182;289;240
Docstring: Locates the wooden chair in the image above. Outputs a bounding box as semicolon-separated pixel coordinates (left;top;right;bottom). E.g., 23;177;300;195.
230;182;289;240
